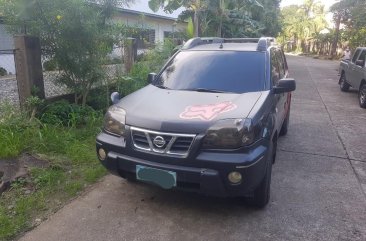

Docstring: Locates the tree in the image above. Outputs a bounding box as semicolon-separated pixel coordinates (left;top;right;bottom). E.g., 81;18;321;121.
149;0;206;37
148;0;268;38
347;3;366;47
252;0;281;37
278;1;327;53
0;0;132;106
329;0;352;57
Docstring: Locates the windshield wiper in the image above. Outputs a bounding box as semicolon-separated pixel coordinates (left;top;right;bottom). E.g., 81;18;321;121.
183;88;228;93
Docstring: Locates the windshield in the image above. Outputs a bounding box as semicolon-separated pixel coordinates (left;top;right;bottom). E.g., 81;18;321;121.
155;51;266;93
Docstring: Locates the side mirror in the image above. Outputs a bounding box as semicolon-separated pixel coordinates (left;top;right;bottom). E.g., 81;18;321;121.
356;60;365;67
110;92;120;105
148;73;157;84
273;78;296;94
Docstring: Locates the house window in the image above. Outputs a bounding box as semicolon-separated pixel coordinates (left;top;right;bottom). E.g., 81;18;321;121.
132;29;155;49
164;31;173;39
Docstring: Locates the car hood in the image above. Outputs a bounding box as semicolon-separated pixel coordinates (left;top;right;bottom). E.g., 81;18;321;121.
118;85;262;134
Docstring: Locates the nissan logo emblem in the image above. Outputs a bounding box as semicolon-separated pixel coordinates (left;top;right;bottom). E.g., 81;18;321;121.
153;136;166;148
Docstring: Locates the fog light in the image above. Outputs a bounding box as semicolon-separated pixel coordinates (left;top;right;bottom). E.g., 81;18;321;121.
228;171;242;184
98;148;107;161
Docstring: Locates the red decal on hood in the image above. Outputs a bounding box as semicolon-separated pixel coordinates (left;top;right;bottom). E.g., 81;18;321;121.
180;101;237;121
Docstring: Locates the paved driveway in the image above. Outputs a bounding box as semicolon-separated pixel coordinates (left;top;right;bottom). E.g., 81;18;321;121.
19;55;366;241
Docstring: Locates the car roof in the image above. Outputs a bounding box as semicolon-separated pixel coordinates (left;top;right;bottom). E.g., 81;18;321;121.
185;43;260;52
181;37;279;52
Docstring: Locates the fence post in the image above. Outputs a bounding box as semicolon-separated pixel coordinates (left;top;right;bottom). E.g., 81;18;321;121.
14;35;45;107
124;38;137;74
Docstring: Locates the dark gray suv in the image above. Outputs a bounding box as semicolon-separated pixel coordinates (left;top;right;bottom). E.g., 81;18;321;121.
96;37;296;208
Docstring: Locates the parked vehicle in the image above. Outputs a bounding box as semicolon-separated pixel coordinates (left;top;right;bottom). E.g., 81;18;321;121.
96;37;296;208
339;47;366;108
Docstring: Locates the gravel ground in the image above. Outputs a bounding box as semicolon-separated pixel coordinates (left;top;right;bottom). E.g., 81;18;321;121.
0;73;69;106
0;77;19;105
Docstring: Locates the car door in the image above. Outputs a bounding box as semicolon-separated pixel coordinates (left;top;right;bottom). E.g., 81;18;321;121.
270;48;284;132
275;49;288;126
348;48;362;87
352;49;366;89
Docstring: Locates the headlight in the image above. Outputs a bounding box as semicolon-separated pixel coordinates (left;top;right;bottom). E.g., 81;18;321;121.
202;118;259;149
103;106;126;136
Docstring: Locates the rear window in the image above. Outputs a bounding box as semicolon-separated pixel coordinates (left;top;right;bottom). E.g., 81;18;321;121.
155;51;266;93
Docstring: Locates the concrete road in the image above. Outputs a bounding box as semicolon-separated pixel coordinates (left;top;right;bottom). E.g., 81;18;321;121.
19;56;366;241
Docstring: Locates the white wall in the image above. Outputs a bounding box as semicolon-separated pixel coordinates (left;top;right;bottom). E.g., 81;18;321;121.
0;24;16;75
113;13;186;43
0;24;14;50
0;55;15;75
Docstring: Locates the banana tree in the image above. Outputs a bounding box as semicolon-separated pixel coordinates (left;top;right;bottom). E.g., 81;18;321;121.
148;0;263;37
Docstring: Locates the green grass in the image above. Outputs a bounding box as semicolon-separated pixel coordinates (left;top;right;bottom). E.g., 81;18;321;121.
0;103;106;241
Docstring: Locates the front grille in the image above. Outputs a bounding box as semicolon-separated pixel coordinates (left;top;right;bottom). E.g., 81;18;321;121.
130;127;196;157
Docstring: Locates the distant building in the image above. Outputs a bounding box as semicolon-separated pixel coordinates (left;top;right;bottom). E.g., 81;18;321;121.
111;3;186;58
114;5;186;43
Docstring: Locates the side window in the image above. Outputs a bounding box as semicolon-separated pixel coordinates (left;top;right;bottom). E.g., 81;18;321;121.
280;50;289;76
275;50;285;79
357;50;366;63
270;49;280;86
352;49;361;63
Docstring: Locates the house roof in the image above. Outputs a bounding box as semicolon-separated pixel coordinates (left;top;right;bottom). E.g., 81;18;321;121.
118;1;184;21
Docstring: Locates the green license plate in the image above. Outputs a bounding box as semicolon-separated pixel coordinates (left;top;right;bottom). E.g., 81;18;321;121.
136;165;177;189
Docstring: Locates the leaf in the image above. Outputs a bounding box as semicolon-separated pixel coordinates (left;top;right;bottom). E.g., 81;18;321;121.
148;0;161;12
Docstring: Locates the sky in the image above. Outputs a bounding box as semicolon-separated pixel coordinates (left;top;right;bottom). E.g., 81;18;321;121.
126;0;339;25
125;0;183;18
280;0;339;10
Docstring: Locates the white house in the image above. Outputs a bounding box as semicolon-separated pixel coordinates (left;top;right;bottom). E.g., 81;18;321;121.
111;2;186;58
114;2;186;44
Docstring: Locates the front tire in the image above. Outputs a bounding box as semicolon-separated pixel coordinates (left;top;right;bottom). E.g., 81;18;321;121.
279;107;290;136
248;141;276;208
340;73;350;92
359;83;366;108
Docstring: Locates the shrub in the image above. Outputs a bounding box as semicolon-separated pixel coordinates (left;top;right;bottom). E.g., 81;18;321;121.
114;40;177;98
117;76;147;98
105;57;122;65
0;102;37;158
39;100;98;127
0;67;7;76
43;59;58;71
130;40;176;81
86;84;119;111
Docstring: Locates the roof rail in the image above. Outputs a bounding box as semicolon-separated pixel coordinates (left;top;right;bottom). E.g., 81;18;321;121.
181;37;222;50
257;37;274;51
181;37;275;51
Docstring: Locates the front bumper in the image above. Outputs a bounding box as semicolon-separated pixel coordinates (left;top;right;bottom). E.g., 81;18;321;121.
96;131;271;197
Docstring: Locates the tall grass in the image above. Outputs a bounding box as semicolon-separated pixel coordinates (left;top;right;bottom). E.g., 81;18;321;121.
0;101;106;240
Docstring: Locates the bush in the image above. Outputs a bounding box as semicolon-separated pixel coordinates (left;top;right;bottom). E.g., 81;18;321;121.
117;76;147;98
114;40;177;97
0;67;7;76
129;40;176;81
86;84;119;111
0;102;37;158
105;57;122;65
43;59;58;71
39;100;99;127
